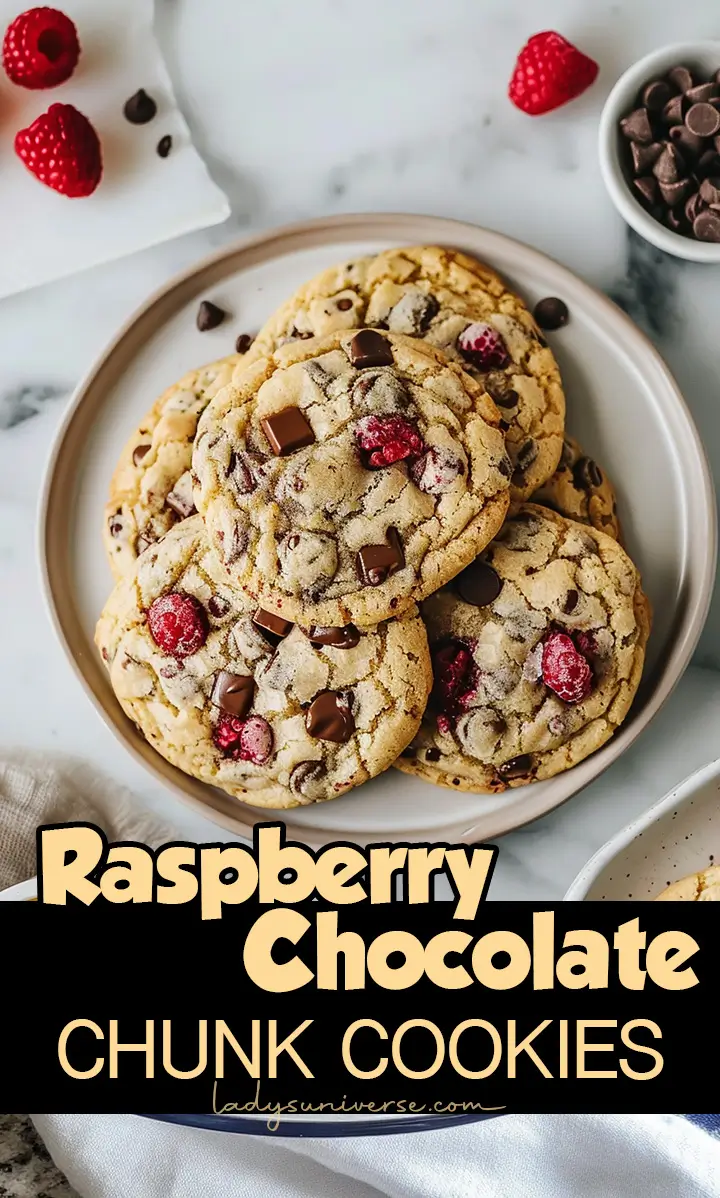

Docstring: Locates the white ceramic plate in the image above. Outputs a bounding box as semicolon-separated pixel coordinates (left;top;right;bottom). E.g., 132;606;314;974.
39;214;716;846
0;877;37;900
564;758;720;900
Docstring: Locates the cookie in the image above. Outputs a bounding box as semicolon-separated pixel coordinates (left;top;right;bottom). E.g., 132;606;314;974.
531;435;622;540
239;246;566;498
395;504;650;793
655;866;720;901
193;329;512;628
103;353;243;579
95;515;432;809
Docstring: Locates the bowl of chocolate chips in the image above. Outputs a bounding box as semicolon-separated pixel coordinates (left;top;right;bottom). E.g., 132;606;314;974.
599;42;720;261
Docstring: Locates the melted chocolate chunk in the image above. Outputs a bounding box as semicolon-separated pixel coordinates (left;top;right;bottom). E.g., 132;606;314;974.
252;608;294;643
304;624;361;649
426;746;441;762
165;472;196;519
349;329;394;369
573;456;603;489
563;589;579;614
455;560;503;607
355;528;404;587
210;671;255;719
305;691;355;743
290;760;326;797
336;296;354;311
208;596;230;618
497;754;533;780
261;407;315;456
132;443;151;466
196;300;227;331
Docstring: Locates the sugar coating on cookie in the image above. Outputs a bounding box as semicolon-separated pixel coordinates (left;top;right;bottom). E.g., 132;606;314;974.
95;516;432;809
104;353;243;580
241;246;566;499
654;865;720;901
531;435;622;540
193;330;512;628
395;504;650;793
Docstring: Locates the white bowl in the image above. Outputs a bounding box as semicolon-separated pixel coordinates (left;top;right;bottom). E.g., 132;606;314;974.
564;757;720;900
0;877;37;900
599;42;720;262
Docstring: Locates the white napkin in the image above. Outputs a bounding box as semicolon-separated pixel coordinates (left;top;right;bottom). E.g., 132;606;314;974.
0;0;229;299
30;1113;720;1197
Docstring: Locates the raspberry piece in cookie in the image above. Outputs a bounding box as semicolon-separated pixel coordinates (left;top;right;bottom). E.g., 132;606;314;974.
458;322;510;370
541;631;592;703
396;505;650;793
214;714;274;763
355;415;424;468
148;593;208;658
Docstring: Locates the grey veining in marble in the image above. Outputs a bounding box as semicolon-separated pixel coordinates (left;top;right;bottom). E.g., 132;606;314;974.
0;1115;76;1198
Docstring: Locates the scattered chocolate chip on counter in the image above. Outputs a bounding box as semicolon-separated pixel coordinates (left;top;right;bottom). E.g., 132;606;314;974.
156;134;172;158
235;333;255;353
123;88;157;125
619;62;720;241
196;300;227;331
533;296;569;330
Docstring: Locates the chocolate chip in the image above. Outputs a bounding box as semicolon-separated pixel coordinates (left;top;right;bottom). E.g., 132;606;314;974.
253;608;294;643
305;691;355;743
633;176;658;206
108;511;124;538
699;176;720;205
426;747;441;762
228;451;258;494
211;671;255;718
642;80;671;111
349;329;393;369
533;297;569;330
355;528;404;587
290;760;326;797
336;297;354;311
487;385;519;409
573;456;603;489
261;406;315;456
686;102;720;138
685;190;706;223
497;754;533;781
667;66;694;94
235;333;254;354
668;124;704;158
512;439;539;484
631;141;663;173
563;589;579;614
455;560;503;607
652;144;684;183
123;89;157;124
620;107;653;143
304;624;361;649
663;94;685;126
696;150;720;179
659;177;692;206
693;208;720;240
686;82;718;104
208;596;230;619
156;135;172;158
132;443;151;466
197;301;227;331
666;207;685;231
165;472;196;519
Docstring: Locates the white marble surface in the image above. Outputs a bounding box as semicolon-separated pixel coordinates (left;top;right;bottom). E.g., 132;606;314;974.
1;0;719;900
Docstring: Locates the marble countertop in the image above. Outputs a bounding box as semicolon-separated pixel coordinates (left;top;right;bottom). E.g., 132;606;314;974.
1;0;720;905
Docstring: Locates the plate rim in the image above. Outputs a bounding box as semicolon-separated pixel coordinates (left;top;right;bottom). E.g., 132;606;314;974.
139;1110;503;1137
563;756;720;901
37;212;718;846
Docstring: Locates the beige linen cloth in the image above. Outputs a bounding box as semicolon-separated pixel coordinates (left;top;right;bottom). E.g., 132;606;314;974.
0;749;174;889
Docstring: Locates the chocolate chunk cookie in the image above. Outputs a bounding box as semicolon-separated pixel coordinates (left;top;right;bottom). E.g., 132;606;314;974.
655;866;720;901
531;435;622;540
395;505;650;793
103;353;243;579
193;330;512;628
237;246;566;500
95;516;432;808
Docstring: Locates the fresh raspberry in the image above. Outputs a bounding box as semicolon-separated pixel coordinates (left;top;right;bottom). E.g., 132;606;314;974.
431;640;478;723
147;593;208;658
541;631;593;703
355;415;424;468
14;103;102;197
213;714;273;763
508;31;599;116
457;323;510;371
3;7;80;89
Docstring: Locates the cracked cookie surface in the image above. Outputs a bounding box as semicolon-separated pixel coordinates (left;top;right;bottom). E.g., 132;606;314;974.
95;515;432;808
531;435;621;540
238;245;566;499
395;504;650;793
193;329;512;628
655;866;720;901
104;353;243;579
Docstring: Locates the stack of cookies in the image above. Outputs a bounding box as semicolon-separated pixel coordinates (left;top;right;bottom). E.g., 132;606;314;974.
96;247;651;809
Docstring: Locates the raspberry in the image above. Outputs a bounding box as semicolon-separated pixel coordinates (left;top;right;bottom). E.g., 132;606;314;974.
457;323;510;371
147;593;208;658
14;103;102;197
355;415;424;468
508;31;599;117
3;7;80;89
431;640;477;723
213;714;273;763
541;631;593;704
